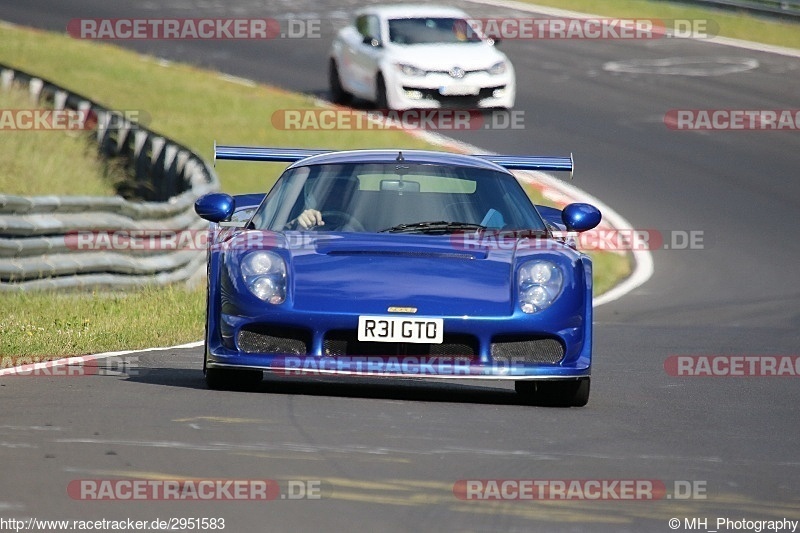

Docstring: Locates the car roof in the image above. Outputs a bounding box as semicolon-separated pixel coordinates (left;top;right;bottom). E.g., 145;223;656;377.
356;4;469;20
286;149;510;174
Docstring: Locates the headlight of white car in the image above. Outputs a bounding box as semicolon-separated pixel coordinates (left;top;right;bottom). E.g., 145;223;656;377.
487;61;507;76
241;251;286;304
396;63;427;77
518;260;563;313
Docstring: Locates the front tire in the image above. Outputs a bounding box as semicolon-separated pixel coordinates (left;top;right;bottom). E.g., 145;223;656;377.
375;73;389;110
515;377;590;407
329;59;351;105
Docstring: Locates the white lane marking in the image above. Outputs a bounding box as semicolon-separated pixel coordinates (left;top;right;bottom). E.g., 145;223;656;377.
0;425;63;431
604;57;760;76
0;502;23;512
0;442;36;449
217;73;257;87
0;341;202;377
465;0;800;58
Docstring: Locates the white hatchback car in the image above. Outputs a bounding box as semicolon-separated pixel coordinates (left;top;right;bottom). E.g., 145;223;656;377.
330;5;516;110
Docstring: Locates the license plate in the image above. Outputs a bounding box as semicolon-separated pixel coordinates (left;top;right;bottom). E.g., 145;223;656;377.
439;85;480;96
358;316;443;344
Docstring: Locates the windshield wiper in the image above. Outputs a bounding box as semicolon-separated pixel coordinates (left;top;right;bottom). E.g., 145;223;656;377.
378;221;488;234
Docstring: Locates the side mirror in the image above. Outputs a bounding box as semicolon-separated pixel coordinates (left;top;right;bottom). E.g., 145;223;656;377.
562;203;601;232
195;193;234;223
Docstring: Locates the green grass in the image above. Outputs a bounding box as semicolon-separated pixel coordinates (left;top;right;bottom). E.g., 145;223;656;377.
516;0;800;49
589;250;633;295
0;23;634;358
0;286;205;358
0;89;122;196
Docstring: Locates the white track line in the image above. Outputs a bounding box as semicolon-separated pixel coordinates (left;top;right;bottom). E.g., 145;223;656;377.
0;341;203;376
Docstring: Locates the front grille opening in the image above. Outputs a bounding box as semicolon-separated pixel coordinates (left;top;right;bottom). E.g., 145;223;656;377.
238;326;310;355
490;337;565;364
404;86;504;107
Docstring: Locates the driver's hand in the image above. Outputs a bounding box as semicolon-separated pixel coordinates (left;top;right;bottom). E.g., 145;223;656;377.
296;209;324;229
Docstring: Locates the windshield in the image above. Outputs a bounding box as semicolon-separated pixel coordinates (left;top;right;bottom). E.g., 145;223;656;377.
388;18;482;45
250;162;546;234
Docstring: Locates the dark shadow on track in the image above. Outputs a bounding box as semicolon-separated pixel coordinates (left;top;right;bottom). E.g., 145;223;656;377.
121;366;579;408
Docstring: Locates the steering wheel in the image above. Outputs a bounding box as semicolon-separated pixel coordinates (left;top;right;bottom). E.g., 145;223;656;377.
315;210;366;232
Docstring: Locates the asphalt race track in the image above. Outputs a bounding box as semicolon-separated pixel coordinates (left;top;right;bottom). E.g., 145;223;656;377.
1;1;799;531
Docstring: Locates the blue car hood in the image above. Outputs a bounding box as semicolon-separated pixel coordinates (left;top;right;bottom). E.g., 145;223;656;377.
284;233;518;316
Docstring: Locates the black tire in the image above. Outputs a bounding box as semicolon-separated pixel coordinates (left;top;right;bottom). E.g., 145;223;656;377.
205;366;263;391
329;59;351;105
202;252;262;391
515;377;590;407
375;73;388;110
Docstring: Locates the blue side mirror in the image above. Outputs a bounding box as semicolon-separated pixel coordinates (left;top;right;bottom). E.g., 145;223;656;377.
195;193;235;223
562;203;601;232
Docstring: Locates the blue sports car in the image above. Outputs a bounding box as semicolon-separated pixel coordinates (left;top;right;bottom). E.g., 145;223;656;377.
195;146;601;406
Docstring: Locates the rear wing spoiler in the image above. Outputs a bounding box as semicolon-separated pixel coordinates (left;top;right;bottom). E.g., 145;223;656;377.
214;144;573;177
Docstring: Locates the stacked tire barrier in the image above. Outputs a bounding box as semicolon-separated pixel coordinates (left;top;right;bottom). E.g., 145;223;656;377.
0;64;219;291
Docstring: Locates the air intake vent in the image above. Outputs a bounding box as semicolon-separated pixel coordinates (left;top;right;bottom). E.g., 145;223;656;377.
238;326;309;355
491;338;564;364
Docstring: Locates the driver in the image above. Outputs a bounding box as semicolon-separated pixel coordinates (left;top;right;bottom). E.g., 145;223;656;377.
293;208;324;229
288;175;358;230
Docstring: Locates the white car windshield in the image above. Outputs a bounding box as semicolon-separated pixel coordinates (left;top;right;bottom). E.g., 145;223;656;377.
388;18;482;45
251;162;547;234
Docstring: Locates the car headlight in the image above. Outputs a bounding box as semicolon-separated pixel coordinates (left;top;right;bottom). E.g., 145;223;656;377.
241;251;286;304
396;63;427;77
518;260;563;313
487;61;506;75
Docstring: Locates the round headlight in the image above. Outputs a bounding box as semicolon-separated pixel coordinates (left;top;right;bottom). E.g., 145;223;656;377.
518;260;563;313
241;251;286;304
242;252;274;276
529;262;552;284
249;277;281;304
526;286;550;306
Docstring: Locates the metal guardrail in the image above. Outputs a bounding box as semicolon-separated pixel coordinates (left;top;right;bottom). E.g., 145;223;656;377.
659;0;800;21
0;64;220;291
